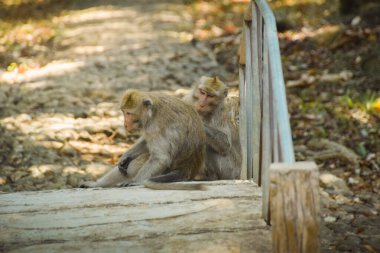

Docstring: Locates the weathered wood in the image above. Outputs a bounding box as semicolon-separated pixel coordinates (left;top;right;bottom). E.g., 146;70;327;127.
269;64;279;164
257;0;295;163
239;66;248;180
244;22;254;179
238;31;246;65
251;2;262;184
261;25;271;222
0;181;271;253
239;0;295;183
270;162;320;253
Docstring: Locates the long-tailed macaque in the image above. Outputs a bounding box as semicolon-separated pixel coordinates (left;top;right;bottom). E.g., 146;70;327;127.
183;76;241;180
80;89;206;190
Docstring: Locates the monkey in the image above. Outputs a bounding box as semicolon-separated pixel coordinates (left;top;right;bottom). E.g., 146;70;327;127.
80;89;206;190
183;76;242;180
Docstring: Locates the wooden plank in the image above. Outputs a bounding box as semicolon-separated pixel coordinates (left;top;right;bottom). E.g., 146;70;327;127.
269;63;279;163
261;24;271;222
0;181;271;253
239;65;248;180
244;22;254;179
238;31;246;65
270;162;320;253
257;3;263;184
255;0;295;163
251;2;262;184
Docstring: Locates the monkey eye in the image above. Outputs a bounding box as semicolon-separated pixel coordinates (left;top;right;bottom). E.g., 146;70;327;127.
207;94;215;98
125;111;133;116
199;89;207;95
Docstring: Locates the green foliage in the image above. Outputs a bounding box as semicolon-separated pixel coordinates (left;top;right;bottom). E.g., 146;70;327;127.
355;142;368;157
341;91;380;114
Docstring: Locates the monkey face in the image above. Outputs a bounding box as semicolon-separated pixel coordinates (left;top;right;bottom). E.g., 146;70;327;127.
123;110;141;133
120;90;153;133
195;88;217;115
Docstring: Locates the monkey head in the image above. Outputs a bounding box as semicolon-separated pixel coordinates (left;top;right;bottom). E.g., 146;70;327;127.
194;76;228;116
120;89;153;133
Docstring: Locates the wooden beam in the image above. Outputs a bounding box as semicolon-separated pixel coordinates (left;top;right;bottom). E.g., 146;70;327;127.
239;66;248;179
244;23;254;179
0;181;271;252
270;162;320;253
261;24;271;222
238;31;246;65
251;2;262;184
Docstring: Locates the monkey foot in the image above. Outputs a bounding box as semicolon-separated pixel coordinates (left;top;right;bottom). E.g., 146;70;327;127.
119;182;139;187
78;181;98;188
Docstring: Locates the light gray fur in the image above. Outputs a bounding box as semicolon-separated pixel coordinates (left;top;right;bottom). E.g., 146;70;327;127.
183;84;242;180
80;91;206;189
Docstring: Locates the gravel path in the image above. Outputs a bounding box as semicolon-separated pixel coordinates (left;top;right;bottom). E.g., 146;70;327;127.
0;0;229;192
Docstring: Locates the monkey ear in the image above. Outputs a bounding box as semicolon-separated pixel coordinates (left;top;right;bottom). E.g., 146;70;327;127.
142;97;154;117
143;97;153;107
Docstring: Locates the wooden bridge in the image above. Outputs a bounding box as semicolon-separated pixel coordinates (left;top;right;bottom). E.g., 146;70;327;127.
0;1;320;252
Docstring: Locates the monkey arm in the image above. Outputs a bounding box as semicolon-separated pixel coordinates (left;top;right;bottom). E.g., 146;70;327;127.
205;125;230;156
118;137;148;169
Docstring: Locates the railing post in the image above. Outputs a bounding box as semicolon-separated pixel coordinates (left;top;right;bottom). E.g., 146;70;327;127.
260;22;271;222
250;2;263;185
239;28;248;180
243;2;254;180
270;162;320;253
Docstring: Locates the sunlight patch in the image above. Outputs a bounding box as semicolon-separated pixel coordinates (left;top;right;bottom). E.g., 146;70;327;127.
60;9;137;25
0;60;85;84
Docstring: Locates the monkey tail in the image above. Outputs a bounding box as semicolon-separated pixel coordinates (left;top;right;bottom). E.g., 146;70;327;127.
144;170;207;191
144;181;207;190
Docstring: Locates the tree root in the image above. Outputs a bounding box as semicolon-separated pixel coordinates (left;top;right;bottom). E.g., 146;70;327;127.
295;139;360;172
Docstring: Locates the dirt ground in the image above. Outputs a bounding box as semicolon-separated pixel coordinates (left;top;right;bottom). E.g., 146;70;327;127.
0;0;233;191
0;0;379;252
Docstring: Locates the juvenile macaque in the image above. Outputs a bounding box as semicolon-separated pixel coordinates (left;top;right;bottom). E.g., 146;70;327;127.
184;76;242;180
80;90;206;190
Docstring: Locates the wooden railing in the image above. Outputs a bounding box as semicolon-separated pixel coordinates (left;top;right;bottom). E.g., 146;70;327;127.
238;0;295;221
239;1;321;251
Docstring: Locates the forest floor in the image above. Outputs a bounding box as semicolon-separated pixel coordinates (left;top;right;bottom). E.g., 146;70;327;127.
0;0;379;252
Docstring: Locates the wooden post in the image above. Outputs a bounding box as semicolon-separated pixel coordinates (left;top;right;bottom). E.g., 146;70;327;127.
270;162;320;253
251;2;262;184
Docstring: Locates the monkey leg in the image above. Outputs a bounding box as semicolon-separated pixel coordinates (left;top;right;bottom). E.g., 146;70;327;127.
118;153;150;187
79;166;128;188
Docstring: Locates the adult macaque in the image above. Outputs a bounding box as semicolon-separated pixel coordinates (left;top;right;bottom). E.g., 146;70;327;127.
80;90;206;190
184;76;242;180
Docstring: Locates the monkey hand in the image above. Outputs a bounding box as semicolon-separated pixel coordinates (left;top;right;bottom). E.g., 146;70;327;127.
78;181;98;188
118;156;133;175
119;181;140;187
